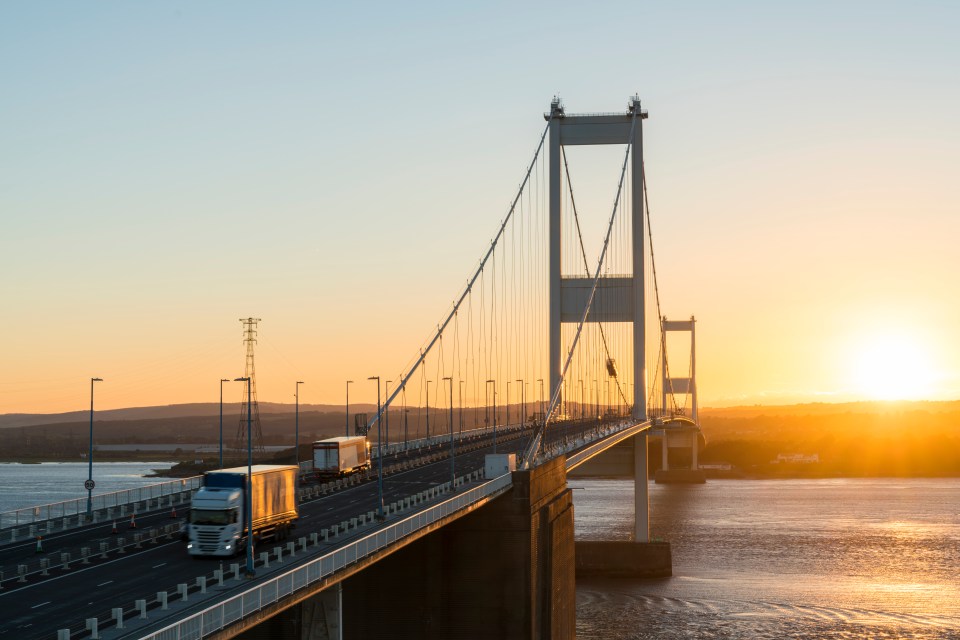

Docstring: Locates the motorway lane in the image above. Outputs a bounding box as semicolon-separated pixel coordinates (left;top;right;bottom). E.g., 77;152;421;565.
1;419;612;638
0;507;184;583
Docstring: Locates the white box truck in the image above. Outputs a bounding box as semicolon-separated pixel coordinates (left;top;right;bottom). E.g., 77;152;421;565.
313;436;370;478
187;464;298;557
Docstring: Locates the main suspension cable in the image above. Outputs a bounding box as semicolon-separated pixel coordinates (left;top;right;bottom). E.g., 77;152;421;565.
365;123;551;434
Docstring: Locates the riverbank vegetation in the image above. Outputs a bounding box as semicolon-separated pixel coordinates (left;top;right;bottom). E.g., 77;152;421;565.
699;401;960;477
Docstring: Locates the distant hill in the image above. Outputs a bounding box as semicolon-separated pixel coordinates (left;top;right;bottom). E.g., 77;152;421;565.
0;402;379;429
700;399;960;420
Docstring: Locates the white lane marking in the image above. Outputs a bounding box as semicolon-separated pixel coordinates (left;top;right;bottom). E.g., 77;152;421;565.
0;540;178;596
152;563;166;569
30;601;50;609
97;580;113;586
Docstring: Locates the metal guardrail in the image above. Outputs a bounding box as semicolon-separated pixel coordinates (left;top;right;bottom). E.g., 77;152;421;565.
138;472;514;640
374;422;524;458
562;419;652;470
0;476;202;530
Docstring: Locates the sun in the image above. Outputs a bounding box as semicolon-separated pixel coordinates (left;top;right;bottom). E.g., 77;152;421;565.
850;332;936;401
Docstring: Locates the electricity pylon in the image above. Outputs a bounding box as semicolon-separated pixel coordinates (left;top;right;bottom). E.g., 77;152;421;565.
234;317;265;454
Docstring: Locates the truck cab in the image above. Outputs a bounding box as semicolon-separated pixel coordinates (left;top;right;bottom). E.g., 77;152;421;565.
187;465;299;558
187;486;243;556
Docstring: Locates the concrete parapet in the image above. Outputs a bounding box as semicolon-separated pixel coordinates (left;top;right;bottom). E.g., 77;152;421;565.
575;540;672;578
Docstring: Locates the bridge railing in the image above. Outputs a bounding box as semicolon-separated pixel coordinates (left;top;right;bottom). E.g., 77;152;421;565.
371;422;527;458
139;472;514;640
0;476;202;530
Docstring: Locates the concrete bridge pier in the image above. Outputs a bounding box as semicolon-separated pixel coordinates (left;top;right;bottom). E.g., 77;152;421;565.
654;425;706;484
574;432;672;579
635;433;649;543
235;584;342;640
305;456;575;639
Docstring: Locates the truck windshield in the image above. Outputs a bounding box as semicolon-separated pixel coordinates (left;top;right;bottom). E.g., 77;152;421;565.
190;509;230;525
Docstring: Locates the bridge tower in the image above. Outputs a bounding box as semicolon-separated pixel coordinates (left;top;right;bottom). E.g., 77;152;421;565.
547;96;653;540
660;315;698;422
656;315;705;483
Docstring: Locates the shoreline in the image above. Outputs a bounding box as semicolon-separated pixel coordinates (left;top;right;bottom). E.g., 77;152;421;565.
572;472;960;480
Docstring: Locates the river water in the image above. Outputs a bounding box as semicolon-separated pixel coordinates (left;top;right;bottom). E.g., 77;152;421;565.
0;462;174;513
574;478;960;639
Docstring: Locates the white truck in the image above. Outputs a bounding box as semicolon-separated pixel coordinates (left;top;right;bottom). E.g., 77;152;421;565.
313;436;370;478
187;464;298;557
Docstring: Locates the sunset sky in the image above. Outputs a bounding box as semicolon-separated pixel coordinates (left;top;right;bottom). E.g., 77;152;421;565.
2;1;958;414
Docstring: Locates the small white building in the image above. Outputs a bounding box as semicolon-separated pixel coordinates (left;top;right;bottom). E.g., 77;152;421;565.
771;453;820;464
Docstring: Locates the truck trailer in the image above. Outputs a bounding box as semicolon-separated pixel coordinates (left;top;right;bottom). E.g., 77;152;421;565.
187;464;298;557
313;436;370;478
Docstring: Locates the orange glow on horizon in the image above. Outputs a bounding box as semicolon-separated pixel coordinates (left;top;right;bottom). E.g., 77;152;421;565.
849;331;939;401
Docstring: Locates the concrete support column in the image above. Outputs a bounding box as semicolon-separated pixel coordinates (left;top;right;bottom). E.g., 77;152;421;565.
691;318;698;423
235;583;341;640
634;434;649;542
691;430;698;470
301;583;342;640
631;101;645;421
548;109;562;408
661;431;669;471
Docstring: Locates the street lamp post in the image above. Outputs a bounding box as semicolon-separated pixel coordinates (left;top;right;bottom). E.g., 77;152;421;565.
515;379;524;428
86;377;103;515
458;380;464;434
234;376;254;577
486;379;496;453
443;377;455;488
385;380;392;449
506;381;511;427
219;378;230;469
368;376;384;518
536;378;544;424
579;379;585;422
426;380;432;441
590;379;600;419
345;380;353;437
295;381;304;469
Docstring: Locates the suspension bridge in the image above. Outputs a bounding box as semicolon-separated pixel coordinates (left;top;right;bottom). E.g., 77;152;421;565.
0;96;704;640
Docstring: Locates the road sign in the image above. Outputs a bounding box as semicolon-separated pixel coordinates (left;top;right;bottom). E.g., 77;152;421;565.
84;479;95;491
